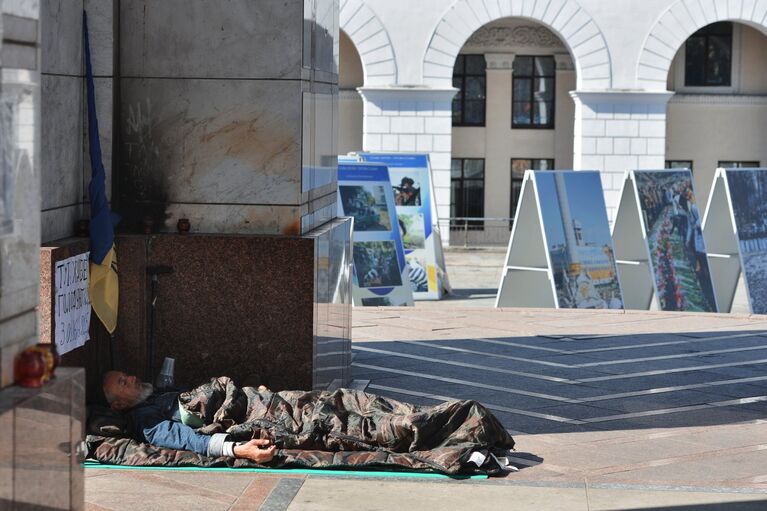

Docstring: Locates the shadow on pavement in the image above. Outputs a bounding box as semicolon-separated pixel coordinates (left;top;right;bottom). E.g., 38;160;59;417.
614;501;767;511
351;329;767;434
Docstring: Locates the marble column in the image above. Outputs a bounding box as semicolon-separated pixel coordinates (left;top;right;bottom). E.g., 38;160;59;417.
357;86;457;238
1;0;41;388
571;90;674;222
117;0;339;236
38;0;116;243
2;4;85;510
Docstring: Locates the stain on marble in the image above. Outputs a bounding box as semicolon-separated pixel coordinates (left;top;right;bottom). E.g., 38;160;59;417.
161;203;301;235
119;78;303;211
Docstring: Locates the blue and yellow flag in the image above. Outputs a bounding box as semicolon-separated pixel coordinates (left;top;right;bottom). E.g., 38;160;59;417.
84;12;119;333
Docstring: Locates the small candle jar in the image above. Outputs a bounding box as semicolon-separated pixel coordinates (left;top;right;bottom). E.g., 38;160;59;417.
177;218;191;234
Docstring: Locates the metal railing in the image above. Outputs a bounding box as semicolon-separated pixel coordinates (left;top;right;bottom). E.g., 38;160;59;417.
437;217;514;248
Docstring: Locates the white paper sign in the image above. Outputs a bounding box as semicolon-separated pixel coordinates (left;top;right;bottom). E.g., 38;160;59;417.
55;252;91;354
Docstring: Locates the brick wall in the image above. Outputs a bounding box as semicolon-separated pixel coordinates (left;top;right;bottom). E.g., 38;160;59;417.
572;91;674;222
358;88;456;221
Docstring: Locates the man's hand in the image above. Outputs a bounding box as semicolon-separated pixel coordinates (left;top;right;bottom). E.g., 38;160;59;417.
233;439;276;464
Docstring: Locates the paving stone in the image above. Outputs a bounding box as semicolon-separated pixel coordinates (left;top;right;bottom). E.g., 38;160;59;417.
524;402;624;421
587;405;767;431
229;476;281;511
286;480;590;511
582;357;714;376
586;488;767;510
367;375;569;410
580;370;739;392
579;389;739;414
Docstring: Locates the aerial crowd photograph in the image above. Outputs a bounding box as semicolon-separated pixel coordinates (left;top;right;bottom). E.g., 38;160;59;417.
3;0;767;510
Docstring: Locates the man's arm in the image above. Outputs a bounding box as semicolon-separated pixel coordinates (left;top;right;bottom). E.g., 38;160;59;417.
133;406;275;462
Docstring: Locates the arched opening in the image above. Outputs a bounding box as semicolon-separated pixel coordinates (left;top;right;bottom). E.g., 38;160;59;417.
665;21;767;202
449;18;576;245
339;30;364;154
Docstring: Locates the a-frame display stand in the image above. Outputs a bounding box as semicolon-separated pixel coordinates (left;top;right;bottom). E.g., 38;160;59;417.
611;172;656;310
702;168;747;313
495;172;557;308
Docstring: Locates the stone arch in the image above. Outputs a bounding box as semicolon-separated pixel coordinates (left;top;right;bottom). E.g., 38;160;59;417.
422;0;612;89
637;0;767;89
340;0;397;86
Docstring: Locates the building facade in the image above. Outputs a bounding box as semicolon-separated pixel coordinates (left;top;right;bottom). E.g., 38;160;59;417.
339;0;767;226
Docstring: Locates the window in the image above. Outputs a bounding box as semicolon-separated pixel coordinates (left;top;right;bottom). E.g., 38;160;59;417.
665;160;693;172
685;22;732;87
512;56;555;128
452;55;486;126
718;161;760;168
451;159;485;226
511;159;554;219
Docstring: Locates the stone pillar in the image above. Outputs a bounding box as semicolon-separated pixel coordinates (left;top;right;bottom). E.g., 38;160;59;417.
117;0;339;236
484;53;514;219
39;0;116;243
553;54;575;168
571;91;674;221
1;0;41;387
357;87;457;226
2;3;86;510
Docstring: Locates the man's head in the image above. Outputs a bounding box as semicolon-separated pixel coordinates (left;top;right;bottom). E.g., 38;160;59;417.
102;371;154;411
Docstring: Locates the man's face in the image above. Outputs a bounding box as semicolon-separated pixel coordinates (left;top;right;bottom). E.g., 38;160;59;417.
104;371;150;411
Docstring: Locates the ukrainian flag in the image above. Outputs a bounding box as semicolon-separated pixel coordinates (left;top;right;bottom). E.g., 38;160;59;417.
85;12;119;334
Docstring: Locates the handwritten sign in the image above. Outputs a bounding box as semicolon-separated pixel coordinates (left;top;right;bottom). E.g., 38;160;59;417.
55;252;91;355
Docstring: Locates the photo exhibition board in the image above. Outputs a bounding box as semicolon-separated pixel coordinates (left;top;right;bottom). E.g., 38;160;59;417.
612;170;717;312
497;170;623;310
337;163;414;307
703;168;767;314
359;153;448;300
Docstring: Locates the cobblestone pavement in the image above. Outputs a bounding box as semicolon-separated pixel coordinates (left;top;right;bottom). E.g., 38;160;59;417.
86;307;767;510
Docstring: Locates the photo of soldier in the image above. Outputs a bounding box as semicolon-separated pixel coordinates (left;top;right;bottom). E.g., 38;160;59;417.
634;170;716;312
353;241;403;288
339;185;392;231
392;175;421;206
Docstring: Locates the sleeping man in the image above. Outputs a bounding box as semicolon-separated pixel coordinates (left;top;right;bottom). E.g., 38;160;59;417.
102;371;276;464
100;370;516;474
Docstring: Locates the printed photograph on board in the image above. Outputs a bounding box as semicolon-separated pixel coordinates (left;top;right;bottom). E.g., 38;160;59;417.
634;170;716;312
390;169;422;206
398;212;426;250
536;172;623;309
339;185;392;231
725;169;767;313
353;241;403;288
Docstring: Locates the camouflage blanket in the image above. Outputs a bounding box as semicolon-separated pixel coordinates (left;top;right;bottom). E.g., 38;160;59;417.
87;377;515;475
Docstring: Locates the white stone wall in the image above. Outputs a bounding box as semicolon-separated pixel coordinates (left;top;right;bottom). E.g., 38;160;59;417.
573;92;672;222
340;0;767;226
359;88;455;220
